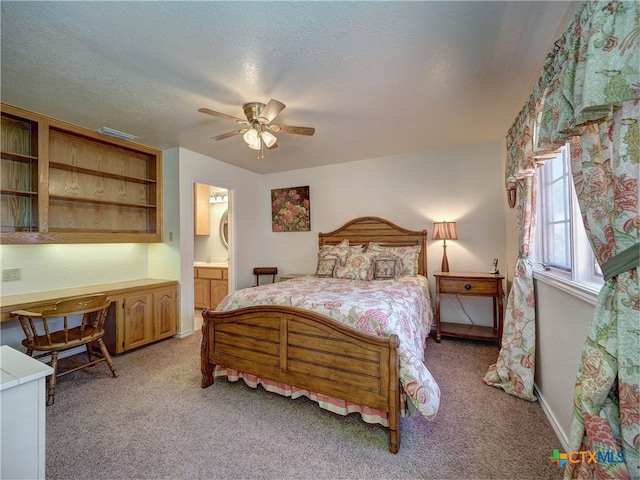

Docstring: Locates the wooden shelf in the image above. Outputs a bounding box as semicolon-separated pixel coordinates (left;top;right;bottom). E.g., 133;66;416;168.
1;103;163;244
49;194;157;209
1;151;38;163
49;162;157;184
0;189;37;197
48;228;153;234
439;322;499;343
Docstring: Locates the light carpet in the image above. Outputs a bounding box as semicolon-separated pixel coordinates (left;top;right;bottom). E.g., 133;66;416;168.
45;332;563;479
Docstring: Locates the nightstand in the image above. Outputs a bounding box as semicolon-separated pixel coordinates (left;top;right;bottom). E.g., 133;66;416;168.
433;272;505;346
278;273;308;282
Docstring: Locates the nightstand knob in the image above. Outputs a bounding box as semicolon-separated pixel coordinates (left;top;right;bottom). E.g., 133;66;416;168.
464;284;472;290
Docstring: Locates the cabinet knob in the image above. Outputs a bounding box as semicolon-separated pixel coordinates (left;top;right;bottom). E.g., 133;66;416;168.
464;284;472;290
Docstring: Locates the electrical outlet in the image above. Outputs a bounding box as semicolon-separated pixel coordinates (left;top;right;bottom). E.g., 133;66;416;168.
2;268;21;281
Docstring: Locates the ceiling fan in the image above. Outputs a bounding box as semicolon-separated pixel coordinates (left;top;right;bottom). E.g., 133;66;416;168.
198;99;315;158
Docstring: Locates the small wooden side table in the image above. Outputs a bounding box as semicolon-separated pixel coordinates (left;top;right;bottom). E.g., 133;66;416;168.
278;273;308;282
433;272;505;346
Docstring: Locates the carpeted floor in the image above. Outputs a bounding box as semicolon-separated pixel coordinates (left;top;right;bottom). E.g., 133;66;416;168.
45;332;564;479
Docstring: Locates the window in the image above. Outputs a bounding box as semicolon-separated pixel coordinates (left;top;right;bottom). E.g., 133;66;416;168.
538;147;571;271
535;143;603;302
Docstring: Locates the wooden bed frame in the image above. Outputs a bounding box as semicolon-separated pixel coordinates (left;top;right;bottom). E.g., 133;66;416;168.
200;217;428;453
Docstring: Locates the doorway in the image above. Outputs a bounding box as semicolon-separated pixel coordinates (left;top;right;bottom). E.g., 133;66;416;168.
193;182;230;330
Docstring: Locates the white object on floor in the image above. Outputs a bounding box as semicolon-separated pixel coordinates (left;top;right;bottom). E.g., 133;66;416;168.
1;345;53;480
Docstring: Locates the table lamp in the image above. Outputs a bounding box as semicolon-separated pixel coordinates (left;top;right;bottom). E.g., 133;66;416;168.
432;221;458;272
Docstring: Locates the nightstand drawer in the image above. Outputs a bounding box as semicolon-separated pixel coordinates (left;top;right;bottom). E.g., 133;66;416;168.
438;278;499;295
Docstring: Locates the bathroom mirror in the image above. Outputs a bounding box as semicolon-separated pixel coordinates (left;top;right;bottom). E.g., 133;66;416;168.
220;210;229;249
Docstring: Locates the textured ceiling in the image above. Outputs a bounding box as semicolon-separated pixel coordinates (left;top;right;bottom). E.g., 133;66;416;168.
1;1;579;174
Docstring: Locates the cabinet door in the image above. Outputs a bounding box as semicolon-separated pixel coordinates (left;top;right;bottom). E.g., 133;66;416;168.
124;292;153;350
210;280;228;308
194;278;210;309
153;287;177;340
194;183;210;236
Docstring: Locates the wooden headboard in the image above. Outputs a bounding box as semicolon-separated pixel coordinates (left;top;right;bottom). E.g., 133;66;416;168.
318;216;428;276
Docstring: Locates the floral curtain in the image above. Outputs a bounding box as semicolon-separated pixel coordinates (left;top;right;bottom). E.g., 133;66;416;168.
500;1;639;477
483;101;539;402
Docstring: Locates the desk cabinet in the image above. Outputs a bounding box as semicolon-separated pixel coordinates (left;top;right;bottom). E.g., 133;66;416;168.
1;279;179;354
434;272;505;345
104;283;178;354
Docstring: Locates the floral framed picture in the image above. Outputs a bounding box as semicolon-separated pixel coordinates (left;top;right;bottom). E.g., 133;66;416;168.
271;186;310;232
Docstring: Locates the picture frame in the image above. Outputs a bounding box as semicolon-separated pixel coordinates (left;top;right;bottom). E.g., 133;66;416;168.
271;186;310;232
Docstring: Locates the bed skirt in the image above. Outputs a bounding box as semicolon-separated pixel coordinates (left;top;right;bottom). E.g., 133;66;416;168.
214;366;413;427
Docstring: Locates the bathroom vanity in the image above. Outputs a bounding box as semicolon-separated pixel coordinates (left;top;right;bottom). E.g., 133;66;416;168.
194;263;228;309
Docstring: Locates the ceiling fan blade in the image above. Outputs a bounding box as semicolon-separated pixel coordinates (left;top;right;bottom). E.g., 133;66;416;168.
199;107;248;124
257;99;286;124
271;124;315;136
211;129;247;141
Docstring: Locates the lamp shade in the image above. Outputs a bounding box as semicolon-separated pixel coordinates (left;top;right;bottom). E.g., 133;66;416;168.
432;221;458;240
243;128;261;150
261;130;277;148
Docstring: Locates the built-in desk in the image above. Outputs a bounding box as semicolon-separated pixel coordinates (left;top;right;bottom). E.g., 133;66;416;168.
1;279;179;354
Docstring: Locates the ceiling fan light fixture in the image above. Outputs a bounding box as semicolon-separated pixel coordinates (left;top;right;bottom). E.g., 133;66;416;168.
261;130;277;148
199;99;314;158
247;138;261;150
243;128;259;145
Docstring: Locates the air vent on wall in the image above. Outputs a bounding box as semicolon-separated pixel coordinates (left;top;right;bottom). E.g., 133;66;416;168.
97;127;138;141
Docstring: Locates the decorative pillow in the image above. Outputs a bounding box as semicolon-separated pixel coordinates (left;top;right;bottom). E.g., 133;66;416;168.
373;252;403;279
345;251;376;269
366;242;421;276
318;239;351;266
315;257;338;277
335;252;376;280
349;244;365;254
334;264;372;281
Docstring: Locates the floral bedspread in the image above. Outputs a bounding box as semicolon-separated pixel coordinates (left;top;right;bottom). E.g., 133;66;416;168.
216;275;441;420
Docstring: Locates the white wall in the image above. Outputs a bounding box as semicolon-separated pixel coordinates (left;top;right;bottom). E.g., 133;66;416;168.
534;280;594;449
261;140;506;327
0;244;149;296
175;147;263;335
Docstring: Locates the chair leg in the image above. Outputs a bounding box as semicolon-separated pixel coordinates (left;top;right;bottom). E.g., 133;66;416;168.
47;351;59;406
86;341;94;363
97;339;119;378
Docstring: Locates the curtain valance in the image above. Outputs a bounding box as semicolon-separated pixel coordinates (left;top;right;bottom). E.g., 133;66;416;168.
506;0;639;192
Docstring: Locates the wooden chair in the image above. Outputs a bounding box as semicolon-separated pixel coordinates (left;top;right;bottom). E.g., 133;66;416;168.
11;294;119;406
253;267;278;286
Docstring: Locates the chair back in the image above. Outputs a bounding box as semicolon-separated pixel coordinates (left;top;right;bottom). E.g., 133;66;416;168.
20;294;111;350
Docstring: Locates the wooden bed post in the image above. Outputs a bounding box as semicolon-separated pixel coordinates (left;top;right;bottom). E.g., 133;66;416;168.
388;334;401;454
200;308;214;388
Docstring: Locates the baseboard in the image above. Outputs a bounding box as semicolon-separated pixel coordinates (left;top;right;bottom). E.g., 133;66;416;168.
535;383;570;451
174;331;195;339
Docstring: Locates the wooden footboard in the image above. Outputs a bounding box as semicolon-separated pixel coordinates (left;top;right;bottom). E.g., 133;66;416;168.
200;305;401;453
